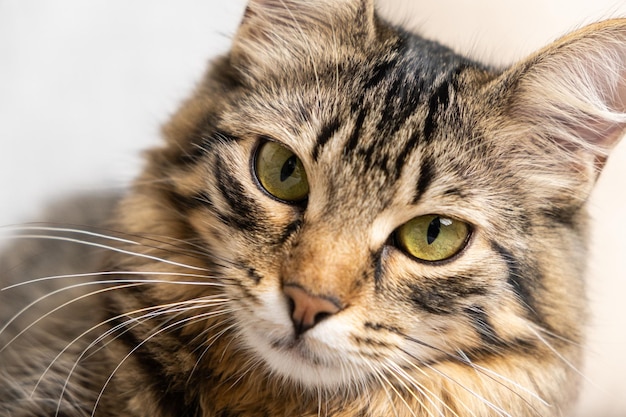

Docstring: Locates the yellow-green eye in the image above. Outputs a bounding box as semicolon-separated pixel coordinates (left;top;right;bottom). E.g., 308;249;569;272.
254;141;309;202
396;215;470;262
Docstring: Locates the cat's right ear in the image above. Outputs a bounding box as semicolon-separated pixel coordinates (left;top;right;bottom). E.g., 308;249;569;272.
500;19;626;175
230;0;377;80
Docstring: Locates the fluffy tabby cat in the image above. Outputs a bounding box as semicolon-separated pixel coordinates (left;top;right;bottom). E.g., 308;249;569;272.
2;0;626;416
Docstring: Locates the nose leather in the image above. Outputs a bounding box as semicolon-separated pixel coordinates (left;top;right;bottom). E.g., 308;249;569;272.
283;284;341;336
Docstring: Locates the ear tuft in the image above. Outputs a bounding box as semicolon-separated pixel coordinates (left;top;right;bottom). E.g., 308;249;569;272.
230;0;376;79
505;19;626;158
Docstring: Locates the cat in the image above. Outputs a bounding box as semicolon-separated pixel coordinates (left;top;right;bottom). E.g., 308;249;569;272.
1;0;626;416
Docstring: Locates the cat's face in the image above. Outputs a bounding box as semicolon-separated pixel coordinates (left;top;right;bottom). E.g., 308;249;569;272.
142;0;624;394
191;53;548;391
111;2;626;414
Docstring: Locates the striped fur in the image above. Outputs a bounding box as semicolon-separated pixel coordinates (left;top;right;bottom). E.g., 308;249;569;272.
2;1;626;416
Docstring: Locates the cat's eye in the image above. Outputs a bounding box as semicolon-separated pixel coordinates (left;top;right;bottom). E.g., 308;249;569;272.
254;140;309;203
395;215;470;262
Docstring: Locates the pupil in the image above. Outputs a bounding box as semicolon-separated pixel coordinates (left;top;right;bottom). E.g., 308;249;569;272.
426;217;441;245
280;155;297;182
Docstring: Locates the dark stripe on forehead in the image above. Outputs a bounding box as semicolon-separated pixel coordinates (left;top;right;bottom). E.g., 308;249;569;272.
344;107;368;155
393;131;420;180
312;118;341;161
377;81;421;138
363;58;400;91
423;79;451;141
413;154;435;204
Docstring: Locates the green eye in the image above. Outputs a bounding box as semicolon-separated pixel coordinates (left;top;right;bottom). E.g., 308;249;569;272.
396;215;470;262
254;141;309;202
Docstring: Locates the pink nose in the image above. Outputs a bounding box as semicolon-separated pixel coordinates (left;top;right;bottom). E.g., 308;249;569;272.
283;285;341;336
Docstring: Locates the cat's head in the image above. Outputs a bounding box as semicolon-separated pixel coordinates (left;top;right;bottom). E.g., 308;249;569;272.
122;0;626;406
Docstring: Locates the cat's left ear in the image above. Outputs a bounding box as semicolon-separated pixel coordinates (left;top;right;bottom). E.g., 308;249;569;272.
501;19;626;176
230;0;377;80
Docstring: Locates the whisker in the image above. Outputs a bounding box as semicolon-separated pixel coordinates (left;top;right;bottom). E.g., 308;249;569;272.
527;325;594;386
83;296;232;361
0;282;140;352
1;225;137;245
387;358;466;417
187;320;239;384
3;234;208;271
1;271;222;292
88;308;236;416
381;361;437;417
423;363;511;417
0;275;226;342
455;349;549;408
399;333;547;412
44;299;232;415
366;361;413;417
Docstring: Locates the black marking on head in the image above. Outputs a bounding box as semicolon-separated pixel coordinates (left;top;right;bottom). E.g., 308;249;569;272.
372;248;385;287
312;118;341;161
352;335;392;349
413;154;435;204
393;131;420;180
364;58;399;91
465;305;501;346
423;80;450;141
409;283;455;315
491;242;544;325
277;218;302;245
344;107;368;156
541;204;581;228
409;276;487;315
375;70;423;140
443;187;465;198
217;408;243;417
235;280;262;305
215;158;264;232
165;188;244;232
244;265;262;283
364;321;402;334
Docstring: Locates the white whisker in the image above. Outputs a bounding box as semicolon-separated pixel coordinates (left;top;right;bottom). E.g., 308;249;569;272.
45;299;232;415
424;363;512;417
0;275;226;342
391;358;467;417
527;325;595;387
0;226;137;245
2;271;221;291
455;349;549;407
381;360;437;417
88;308;235;416
5;235;208;271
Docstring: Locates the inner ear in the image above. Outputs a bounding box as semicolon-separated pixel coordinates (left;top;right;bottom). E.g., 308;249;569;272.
502;20;626;160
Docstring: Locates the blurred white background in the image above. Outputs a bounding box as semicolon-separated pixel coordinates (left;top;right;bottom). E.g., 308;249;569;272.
1;1;624;415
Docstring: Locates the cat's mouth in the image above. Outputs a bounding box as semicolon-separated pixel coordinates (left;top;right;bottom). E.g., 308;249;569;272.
237;312;360;388
269;334;325;363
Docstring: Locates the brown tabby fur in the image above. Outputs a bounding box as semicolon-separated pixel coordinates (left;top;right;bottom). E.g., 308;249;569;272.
2;0;626;416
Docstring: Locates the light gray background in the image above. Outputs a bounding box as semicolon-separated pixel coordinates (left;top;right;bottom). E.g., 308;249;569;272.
1;1;625;415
